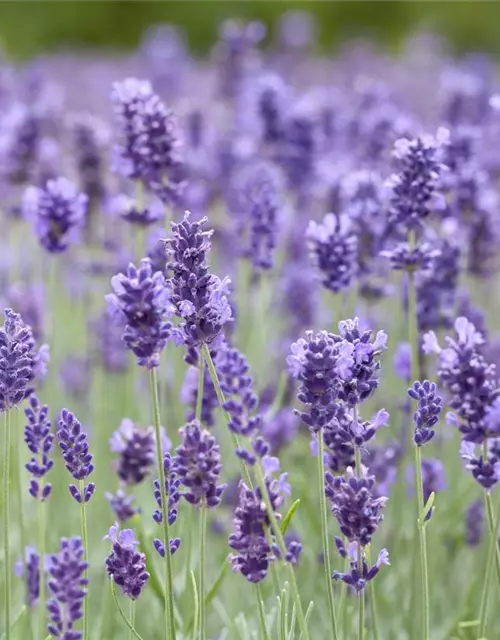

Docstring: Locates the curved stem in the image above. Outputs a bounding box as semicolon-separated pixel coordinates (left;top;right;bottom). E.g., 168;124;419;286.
255;585;271;640
79;479;89;640
111;583;144;640
150;368;176;640
196;356;204;424
3;410;12;640
199;507;207;640
317;429;338;639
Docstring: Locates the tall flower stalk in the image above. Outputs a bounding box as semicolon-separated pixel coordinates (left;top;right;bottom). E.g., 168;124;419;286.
3;409;12;640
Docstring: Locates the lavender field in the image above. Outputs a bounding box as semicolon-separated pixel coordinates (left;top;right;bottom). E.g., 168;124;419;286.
1;12;499;640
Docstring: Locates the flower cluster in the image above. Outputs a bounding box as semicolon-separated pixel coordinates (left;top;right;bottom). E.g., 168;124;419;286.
24;395;54;500
408;380;443;446
110;418;156;486
106;489;140;523
57;409;95;504
333;539;390;593
105;523;149;600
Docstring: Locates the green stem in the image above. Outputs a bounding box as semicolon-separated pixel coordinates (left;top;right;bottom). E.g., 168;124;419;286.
483;489;500;592
111;583;145;640
414;446;430;640
196;355;204;424
129;599;135;640
39;483;46;640
357;544;364;640
478;503;500;638
317;429;338;639
365;547;380;640
150;368;176;640
3;410;12;640
202;344;309;640
79;479;89;640
199;506;207;640
255;585;271;640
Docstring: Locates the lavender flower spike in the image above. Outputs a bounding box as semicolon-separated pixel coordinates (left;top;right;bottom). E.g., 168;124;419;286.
57;409;95;503
46;537;88;639
106;258;177;369
333;539;390;592
152;453;181;558
15;546;40;608
105;523;149;600
24;395;54;500
408;381;443;446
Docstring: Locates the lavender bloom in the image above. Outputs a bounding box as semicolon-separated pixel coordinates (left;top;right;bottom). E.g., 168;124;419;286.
59;356;90;402
105;523;149;600
4;283;45;341
261;409;299;454
110;418;155;486
57;409;95;504
15;546;40;608
288;330;354;433
325;468;387;546
333;539;390;592
307;213;358;294
363;443;401;498
285;540;302;565
465;499;484;546
106;490;140;523
279;101;316;194
381;242;441;272
174;421;226;508
408;381;443;446
147;227;168;276
328;404;389;449
484;399;500;438
23;178;87;253
24;395;53;500
111;194;163;228
111;78;184;203
152;453;181;558
106;258;175;369
320;427;355;474
256;74;288;144
0;102;40;184
0;308;37;412
180;365;218;427
387;128;449;230
281;261;318;338
460;441;500;491
165;213;232;352
46;537;88;639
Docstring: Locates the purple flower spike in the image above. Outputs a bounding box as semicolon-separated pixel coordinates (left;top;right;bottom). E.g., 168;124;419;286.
15;546;40;608
24;395;53;500
110;418;155;486
57;409;94;503
333;540;390;592
408;381;443;446
46;537;88;639
460;441;500;491
105;523;149;600
23;177;87;253
152;453;181;558
174;421;226;508
465;500;484;546
0;309;37;411
106;258;175;369
181;365;218;427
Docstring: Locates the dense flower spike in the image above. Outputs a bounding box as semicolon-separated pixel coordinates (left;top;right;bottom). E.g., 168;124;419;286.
110;418;155;486
111;77;184;202
325;468;387;546
106;258;175;368
0;308;37;411
165;212;232;351
333;539;390;592
387;128;449;230
24;394;53;500
105;523;149;599
152;453;181;558
15;546;40;608
57;409;95;503
22;177;87;253
307;213;358;294
408;381;443;446
46;537;88;639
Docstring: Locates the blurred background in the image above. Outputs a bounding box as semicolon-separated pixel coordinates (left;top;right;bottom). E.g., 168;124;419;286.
0;1;498;59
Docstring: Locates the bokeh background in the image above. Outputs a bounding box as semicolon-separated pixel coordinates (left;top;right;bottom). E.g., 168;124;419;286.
0;1;499;59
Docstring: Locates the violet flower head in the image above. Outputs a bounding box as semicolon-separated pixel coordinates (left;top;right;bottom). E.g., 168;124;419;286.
106;490;140;523
333;539;390;592
106;258;175;369
111;194;163;228
174;420;226;508
321;426;355;475
279;101;316;193
24;394;53;500
23;177;87;253
393;342;411;381
165;213;232;352
57;409;95;504
46;537;88;640
387;128;449;230
0;308;37;412
307;213;358;294
256;73;288;144
288;329;354;433
15;546;40;608
109;418;155;486
152;453;181;558
381;241;441;272
105;523;149;600
111;78;184;203
329;405;390;450
0;102;40;184
335;318;388;407
325;468;387;546
408;380;443;446
460;441;500;491
363;443;401;498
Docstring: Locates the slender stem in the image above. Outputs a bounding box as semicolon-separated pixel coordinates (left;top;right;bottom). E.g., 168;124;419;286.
129;599;135;640
38;483;46;640
79;479;89;640
3;410;12;640
317;429;338;640
150;368;176;640
196;355;204;424
413;446;430;640
478;504;499;639
483;489;500;591
357;544;364;640
365;547;380;640
202;344;309;640
199;506;207;640
255;585;271;640
111;583;145;640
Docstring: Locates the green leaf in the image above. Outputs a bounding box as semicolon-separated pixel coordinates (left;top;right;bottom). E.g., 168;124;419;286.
190;570;199;640
281;499;301;535
419;491;435;526
185;561;229;635
458;620;480;628
0;606;27;640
